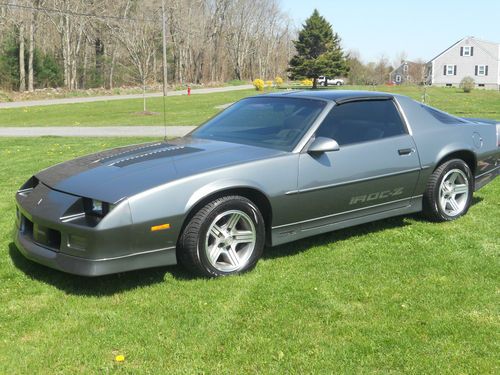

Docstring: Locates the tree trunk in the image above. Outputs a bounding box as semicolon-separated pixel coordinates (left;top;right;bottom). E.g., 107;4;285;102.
313;78;318;89
19;24;26;92
109;48;116;90
28;14;36;92
143;79;147;112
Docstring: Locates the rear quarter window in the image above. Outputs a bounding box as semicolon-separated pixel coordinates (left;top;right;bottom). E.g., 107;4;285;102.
420;104;468;124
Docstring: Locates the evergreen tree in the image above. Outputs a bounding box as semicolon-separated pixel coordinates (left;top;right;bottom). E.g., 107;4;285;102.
289;9;348;89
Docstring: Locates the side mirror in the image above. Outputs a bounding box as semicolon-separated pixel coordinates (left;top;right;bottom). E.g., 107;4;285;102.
307;137;340;154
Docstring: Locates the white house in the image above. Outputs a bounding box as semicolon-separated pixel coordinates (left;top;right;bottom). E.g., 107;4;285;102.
426;36;500;90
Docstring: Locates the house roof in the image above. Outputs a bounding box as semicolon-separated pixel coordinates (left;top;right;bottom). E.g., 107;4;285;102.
390;60;424;75
427;37;466;63
427;36;500;63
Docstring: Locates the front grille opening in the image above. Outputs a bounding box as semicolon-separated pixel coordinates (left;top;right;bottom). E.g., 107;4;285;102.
21;216;34;237
45;228;61;250
21;214;61;251
33;224;61;251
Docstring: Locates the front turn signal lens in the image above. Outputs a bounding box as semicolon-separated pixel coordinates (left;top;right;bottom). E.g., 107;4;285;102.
151;223;171;232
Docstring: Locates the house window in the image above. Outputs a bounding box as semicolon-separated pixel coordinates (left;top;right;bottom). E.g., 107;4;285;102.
463;46;472;56
403;64;409;72
406;75;411;81
445;65;455;76
478;84;485;87
477;65;487;76
395;75;402;83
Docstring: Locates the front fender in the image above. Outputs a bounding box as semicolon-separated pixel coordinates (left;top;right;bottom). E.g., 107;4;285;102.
185;178;269;213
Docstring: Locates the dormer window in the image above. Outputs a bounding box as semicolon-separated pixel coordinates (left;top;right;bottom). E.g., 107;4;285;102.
461;46;473;56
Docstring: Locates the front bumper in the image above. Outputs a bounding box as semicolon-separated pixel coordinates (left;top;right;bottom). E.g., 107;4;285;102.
14;229;177;276
14;181;179;276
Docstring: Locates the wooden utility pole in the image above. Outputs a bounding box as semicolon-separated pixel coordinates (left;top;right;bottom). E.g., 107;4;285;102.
161;0;168;97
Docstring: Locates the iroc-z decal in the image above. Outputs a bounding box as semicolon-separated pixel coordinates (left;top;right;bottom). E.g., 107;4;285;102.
349;187;404;205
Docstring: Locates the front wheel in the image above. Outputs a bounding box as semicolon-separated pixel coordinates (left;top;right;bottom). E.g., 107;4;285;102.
177;196;265;277
422;159;473;221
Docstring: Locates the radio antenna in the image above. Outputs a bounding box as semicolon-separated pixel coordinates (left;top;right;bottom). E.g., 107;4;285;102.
161;0;168;141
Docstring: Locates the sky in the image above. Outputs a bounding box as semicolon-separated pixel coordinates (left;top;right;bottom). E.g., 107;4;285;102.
282;0;500;64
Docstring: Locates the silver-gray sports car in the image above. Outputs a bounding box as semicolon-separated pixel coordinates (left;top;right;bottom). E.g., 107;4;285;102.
14;90;499;277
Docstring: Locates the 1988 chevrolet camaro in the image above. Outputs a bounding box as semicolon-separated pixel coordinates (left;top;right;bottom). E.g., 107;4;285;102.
14;90;499;277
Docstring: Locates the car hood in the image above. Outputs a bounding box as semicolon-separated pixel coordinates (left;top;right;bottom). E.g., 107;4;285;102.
35;137;284;203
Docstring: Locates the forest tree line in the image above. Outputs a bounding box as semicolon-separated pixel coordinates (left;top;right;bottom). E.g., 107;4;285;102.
0;1;418;93
0;0;295;92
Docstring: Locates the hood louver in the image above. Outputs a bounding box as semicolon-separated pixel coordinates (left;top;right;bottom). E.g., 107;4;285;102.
100;144;201;168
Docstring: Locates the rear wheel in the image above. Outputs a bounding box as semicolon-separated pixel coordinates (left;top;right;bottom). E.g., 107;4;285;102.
177;195;265;277
422;159;473;221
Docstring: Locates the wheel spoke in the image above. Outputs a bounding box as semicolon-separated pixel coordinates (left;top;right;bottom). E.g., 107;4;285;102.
440;196;448;211
448;198;460;213
210;224;225;240
226;213;241;231
209;244;222;263
226;247;240;267
453;184;468;195
448;172;460;184
233;230;254;244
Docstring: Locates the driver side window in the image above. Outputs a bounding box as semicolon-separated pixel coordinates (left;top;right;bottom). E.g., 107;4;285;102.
316;100;407;146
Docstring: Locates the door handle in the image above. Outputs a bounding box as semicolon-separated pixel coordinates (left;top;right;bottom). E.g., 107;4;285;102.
398;148;413;156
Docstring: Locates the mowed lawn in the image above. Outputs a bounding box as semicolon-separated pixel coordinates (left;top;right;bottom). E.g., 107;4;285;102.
0;85;499;127
0;89;256;127
0;137;498;374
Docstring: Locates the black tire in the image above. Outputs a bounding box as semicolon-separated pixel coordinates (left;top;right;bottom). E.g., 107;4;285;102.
177;195;265;277
422;159;473;222
336;81;342;86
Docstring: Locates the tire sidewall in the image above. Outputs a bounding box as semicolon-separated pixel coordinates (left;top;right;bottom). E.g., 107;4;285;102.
196;197;265;277
431;159;473;221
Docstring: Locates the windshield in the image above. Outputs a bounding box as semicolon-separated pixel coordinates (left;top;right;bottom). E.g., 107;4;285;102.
191;97;326;151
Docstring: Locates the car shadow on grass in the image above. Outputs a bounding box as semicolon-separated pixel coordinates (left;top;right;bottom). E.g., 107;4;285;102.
8;242;195;296
263;195;484;260
263;215;411;260
8;196;484;296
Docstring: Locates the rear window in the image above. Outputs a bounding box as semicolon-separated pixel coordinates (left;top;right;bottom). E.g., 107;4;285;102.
421;104;468;124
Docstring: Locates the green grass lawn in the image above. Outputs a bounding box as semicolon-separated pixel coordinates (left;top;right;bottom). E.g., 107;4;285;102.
0;137;498;373
0;90;256;127
0;85;499;127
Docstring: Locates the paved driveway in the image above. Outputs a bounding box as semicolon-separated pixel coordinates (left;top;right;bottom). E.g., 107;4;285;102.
0;85;253;109
0;126;196;137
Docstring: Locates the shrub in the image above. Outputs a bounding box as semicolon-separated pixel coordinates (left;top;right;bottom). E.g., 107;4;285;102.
253;78;265;91
275;76;284;86
265;80;273;88
460;76;475;93
301;78;313;86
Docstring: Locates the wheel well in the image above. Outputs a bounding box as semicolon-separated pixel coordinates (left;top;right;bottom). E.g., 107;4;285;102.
436;150;477;175
180;188;273;246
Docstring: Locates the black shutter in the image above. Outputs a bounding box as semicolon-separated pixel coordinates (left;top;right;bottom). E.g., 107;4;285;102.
475;66;478;76
485;66;488;76
444;65;447;75
454;65;457;75
460;47;463;56
471;47;474;56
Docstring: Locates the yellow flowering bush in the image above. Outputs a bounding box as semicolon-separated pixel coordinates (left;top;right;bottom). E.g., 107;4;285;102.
301;78;313;86
265;80;273;87
275;76;284;86
253;79;265;91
